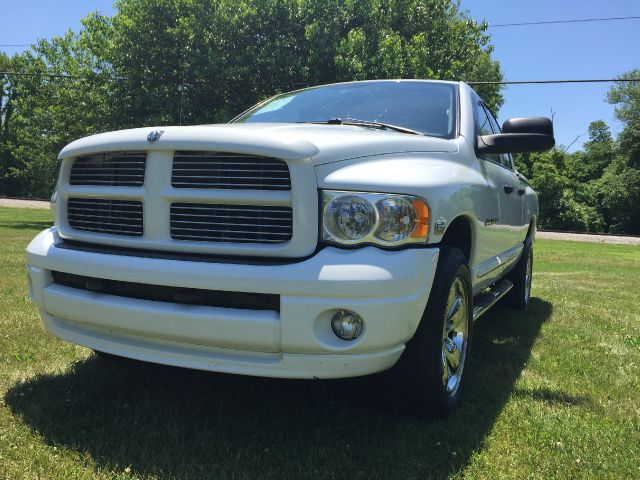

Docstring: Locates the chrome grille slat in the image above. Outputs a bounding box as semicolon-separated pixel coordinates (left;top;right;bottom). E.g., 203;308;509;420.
171;216;291;222
68;208;143;216
68;181;144;185
173;175;290;181
67;216;142;228
166;235;285;244
170;203;292;244
70;153;146;186
71;164;146;168
170;227;291;235
68;168;146;174
172;151;291;190
171;182;290;188
170;205;289;213
173;167;289;172
67;198;143;236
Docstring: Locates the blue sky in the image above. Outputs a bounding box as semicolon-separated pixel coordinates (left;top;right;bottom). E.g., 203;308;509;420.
460;0;640;150
2;0;639;151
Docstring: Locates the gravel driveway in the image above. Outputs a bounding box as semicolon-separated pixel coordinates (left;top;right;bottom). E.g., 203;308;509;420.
0;198;49;209
537;230;640;246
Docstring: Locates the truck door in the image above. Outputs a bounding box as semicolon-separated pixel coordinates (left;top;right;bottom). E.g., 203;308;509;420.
484;107;527;247
474;100;518;255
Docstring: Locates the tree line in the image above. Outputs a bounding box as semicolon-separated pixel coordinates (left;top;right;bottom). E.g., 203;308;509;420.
0;0;638;234
515;72;640;234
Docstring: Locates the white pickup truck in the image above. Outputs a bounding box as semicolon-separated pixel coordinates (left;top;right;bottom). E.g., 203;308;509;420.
26;80;554;415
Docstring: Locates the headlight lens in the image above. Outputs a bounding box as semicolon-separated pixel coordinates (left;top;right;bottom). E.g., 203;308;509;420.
323;194;377;241
375;196;418;242
322;191;429;247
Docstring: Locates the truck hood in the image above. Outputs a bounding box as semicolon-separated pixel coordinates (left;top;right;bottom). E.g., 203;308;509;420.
58;123;459;165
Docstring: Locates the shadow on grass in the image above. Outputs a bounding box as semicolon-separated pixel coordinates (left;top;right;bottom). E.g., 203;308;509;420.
6;298;552;479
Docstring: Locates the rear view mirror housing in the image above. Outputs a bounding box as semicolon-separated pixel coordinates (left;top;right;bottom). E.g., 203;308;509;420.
477;117;555;155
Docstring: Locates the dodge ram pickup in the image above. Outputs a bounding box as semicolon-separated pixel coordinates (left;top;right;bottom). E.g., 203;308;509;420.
26;80;554;415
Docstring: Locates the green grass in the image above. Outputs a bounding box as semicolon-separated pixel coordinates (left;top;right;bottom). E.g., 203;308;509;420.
1;206;638;479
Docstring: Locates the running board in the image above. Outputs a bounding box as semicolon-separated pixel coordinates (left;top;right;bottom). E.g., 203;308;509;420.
473;279;513;321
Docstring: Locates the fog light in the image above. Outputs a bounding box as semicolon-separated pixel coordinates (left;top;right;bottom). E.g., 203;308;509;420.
331;310;364;341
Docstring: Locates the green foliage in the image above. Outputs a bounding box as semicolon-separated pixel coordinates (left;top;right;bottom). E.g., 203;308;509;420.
517;105;640;234
0;0;503;198
1;33;116;197
592;157;640;234
608;70;640;169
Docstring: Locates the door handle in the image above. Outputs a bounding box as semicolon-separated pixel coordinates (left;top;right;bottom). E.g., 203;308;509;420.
518;188;526;195
503;184;515;194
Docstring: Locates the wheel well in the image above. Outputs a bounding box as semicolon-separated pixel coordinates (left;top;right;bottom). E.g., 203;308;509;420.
439;216;472;263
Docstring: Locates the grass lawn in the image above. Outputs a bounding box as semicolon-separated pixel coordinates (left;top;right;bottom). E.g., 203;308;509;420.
0;206;638;479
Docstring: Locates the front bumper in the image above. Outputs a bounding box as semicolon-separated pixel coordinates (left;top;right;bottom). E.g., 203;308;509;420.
27;228;439;378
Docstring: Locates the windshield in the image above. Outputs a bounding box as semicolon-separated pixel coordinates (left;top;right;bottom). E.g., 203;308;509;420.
233;81;458;138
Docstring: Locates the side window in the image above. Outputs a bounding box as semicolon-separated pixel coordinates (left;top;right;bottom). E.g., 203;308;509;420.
474;101;500;163
475;101;493;136
484;105;513;170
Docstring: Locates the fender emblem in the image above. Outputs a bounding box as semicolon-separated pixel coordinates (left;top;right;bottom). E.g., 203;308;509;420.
434;217;447;234
147;130;164;143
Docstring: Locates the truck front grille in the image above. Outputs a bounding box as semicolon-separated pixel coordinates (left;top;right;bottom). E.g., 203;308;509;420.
170;203;292;243
171;151;291;190
70;152;146;186
67;198;143;236
59;148;316;257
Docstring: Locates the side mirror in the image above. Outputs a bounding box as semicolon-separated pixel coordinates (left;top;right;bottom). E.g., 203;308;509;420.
477;117;555;154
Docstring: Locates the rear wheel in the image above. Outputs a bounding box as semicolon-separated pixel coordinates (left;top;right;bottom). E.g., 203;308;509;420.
395;246;473;417
506;237;533;310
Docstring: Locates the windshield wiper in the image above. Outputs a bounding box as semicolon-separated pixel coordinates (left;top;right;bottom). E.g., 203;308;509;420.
310;118;421;135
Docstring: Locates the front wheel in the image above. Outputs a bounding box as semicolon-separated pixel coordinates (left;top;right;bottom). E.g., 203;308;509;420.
394;246;473;417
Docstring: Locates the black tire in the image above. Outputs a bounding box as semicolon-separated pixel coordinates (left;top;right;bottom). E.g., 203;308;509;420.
505;237;533;310
393;246;473;417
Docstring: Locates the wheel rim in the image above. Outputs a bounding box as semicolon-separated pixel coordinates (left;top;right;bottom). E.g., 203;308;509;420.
524;250;533;304
441;277;469;397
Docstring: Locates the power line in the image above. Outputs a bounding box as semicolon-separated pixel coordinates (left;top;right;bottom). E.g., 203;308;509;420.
1;71;639;85
0;71;117;80
1;15;639;51
489;15;640;28
0;70;311;86
1;14;639;51
469;78;640;85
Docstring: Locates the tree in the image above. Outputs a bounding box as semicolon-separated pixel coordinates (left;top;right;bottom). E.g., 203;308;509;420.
564;120;615;183
593;156;640;234
592;71;640;233
0;53;20;195
1;33;117;198
0;0;504;198
608;70;640;169
82;0;503;125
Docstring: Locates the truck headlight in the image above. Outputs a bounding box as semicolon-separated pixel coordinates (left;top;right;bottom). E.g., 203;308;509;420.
321;190;429;247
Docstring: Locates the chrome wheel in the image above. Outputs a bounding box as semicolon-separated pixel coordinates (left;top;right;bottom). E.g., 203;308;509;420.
441;277;469;397
524;250;533;304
